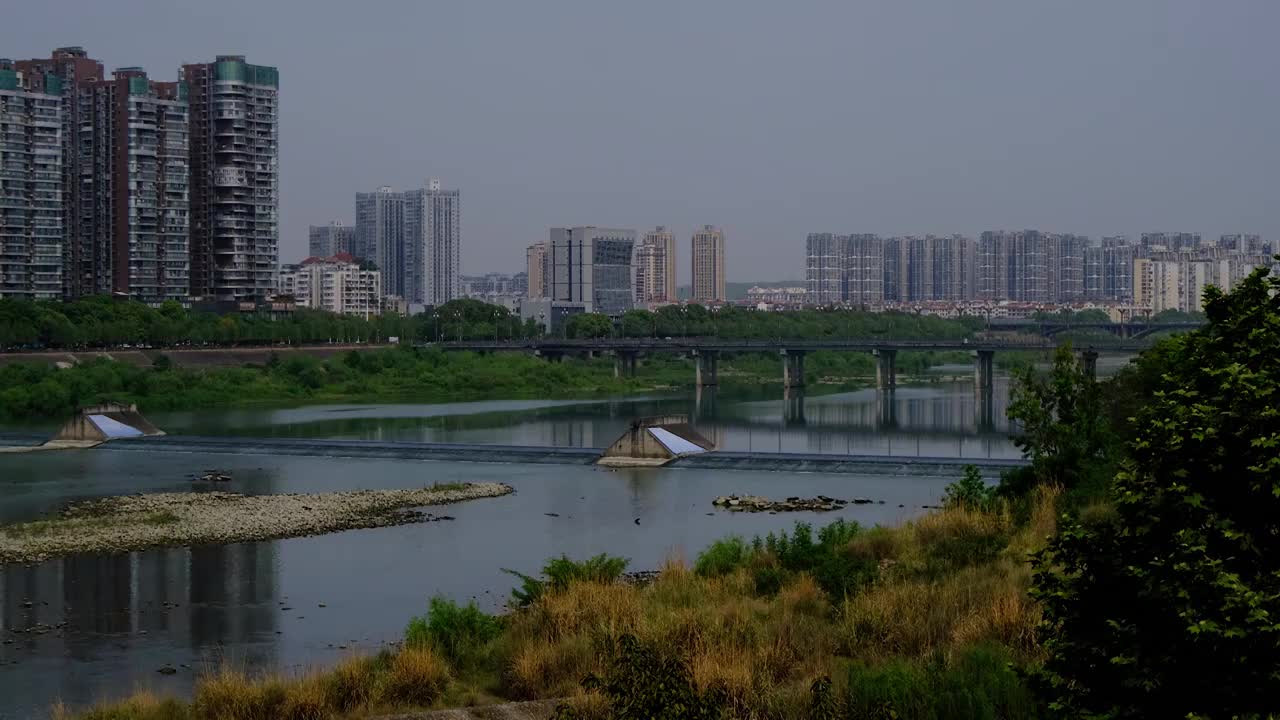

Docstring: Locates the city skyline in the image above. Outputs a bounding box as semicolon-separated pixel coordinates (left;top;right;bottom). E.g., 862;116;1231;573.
8;1;1275;283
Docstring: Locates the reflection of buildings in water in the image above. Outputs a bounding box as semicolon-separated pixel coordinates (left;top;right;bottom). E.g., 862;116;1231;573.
1;541;280;663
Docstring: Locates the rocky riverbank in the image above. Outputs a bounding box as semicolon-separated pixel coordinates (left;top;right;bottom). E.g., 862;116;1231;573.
0;483;513;565
712;494;879;512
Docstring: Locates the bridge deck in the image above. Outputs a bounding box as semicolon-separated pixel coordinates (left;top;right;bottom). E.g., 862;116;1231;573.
423;338;1152;353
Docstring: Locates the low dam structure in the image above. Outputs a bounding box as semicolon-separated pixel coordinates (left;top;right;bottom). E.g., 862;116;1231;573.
597;414;716;467
52;402;164;442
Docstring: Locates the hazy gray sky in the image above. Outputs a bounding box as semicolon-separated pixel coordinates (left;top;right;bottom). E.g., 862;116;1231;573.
7;1;1277;282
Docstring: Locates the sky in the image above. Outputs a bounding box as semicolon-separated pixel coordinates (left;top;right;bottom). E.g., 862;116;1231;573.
6;1;1278;283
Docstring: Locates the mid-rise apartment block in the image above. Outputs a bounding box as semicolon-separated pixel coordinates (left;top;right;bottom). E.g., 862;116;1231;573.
278;254;381;317
309;222;356;259
0;60;63;299
634;225;676;305
691;225;726;303
526;241;547;299
183;55;279;301
549;226;635;315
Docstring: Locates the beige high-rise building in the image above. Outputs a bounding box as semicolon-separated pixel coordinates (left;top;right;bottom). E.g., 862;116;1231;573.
691;225;726;303
634;226;676;304
526;241;548;298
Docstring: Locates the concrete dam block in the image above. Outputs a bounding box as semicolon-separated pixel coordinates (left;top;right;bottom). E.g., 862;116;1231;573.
598;414;715;467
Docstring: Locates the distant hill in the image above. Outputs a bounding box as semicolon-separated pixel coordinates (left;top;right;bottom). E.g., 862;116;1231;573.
677;281;803;302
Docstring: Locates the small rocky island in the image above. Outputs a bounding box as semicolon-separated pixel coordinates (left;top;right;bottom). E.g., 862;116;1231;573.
0;482;513;564
712;494;875;512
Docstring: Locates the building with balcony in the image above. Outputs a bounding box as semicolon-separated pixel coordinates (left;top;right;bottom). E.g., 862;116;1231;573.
0;60;64;299
183;55;278;301
526;241;548;299
309;221;356;260
277;253;381;318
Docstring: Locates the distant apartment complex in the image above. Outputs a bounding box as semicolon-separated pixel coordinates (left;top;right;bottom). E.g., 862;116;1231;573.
354;179;460;306
634;225;676;305
0;60;64;299
691;225;726;302
548;226;636;314
804;229;1274;312
278;253;381;317
183;55;279;301
309;222;356;259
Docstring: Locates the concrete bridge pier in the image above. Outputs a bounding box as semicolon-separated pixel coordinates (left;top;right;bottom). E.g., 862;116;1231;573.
1080;349;1099;379
874;348;898;391
783;387;806;427
877;390;898;429
613;350;638;378
781;349;806;389
974;350;995;394
694;350;719;387
976;388;995;430
694;384;718;420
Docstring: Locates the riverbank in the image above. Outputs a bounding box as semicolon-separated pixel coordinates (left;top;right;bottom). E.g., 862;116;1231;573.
0;482;513;565
54;485;1057;719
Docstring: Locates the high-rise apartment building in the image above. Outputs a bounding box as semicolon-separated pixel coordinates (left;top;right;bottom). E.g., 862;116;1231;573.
549;226;635;314
526;241;548;299
1219;234;1266;255
355;187;405;298
355;179;460;305
691;225;726;303
806;233;845;305
406;178;460;306
88;68;189;303
1084;236;1136;302
634;226;676;305
183;55;279;301
17;49;190;303
309;222;355;259
805;233;883;306
13;47;102;298
0;61;63;299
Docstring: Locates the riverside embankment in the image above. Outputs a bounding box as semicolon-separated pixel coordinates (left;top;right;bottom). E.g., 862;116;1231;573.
0;482;513;564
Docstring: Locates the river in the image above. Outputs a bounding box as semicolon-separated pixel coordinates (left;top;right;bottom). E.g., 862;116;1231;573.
0;377;1021;717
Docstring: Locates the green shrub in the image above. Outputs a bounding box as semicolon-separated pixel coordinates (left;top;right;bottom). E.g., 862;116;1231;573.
694;537;748;577
551;634;726;720
504;553;629;607
942;465;995;509
404;597;501;670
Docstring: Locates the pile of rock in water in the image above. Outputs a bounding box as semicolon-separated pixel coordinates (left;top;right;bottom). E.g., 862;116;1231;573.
193;470;232;482
712;494;877;513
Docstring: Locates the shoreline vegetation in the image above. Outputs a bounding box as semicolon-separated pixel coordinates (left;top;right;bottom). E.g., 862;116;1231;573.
0;483;512;565
0;345;975;422
56;485;1058;720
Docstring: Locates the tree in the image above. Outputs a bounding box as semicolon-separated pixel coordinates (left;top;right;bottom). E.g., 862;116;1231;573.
1030;268;1280;719
1003;345;1112;495
566;312;613;339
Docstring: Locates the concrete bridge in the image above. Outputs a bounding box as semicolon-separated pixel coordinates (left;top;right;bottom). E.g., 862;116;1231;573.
987;319;1201;338
422;337;1151;391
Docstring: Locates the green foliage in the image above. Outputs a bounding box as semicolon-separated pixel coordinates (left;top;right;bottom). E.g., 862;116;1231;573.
1030;267;1280;719
693;537;749;577
1003;346;1112;496
840;644;1039;720
942;465;995;510
503;553;630;607
404;597;501;670
565;312;613;339
552;634;727;720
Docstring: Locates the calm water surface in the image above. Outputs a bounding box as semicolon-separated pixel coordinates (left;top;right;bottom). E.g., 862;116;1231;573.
0;379;1019;717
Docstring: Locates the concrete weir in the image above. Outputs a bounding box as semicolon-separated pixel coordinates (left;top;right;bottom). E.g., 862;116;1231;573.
597;414;716;467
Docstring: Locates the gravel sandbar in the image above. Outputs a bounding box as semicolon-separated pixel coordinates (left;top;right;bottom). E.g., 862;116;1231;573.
0;483;513;564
